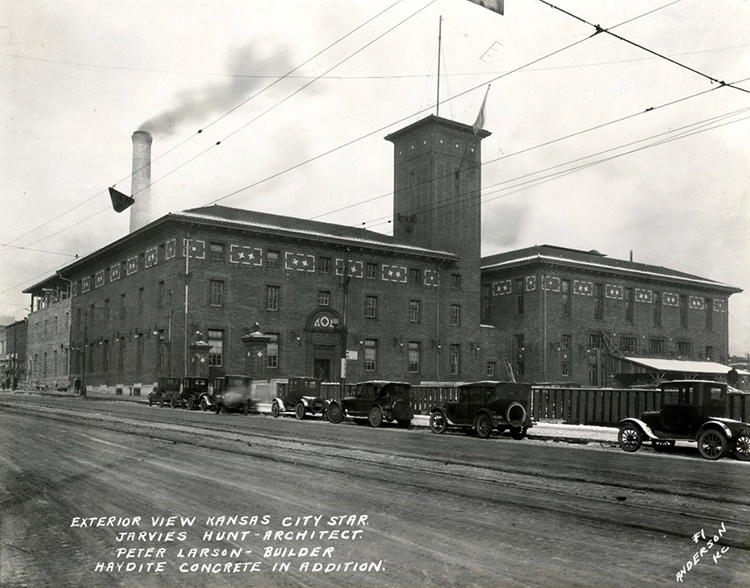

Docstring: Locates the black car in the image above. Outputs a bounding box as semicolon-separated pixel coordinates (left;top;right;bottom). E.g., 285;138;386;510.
211;375;255;414
617;380;750;461
271;377;327;420
429;381;533;439
177;377;210;410
148;377;182;407
326;381;413;428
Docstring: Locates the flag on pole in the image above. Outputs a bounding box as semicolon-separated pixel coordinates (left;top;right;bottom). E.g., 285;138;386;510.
466;0;504;16
472;85;490;136
108;187;134;213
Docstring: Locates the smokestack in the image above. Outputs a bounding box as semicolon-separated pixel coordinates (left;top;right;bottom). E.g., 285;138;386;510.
129;130;153;233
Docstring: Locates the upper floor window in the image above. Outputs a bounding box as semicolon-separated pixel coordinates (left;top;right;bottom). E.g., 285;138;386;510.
625;287;634;323
409;268;421;284
267;334;279;368
408;341;420;373
209;280;224;307
561;279;570;317
653;292;662;327
516;279;524;314
208;329;224;366
679;295;688;327
449;344;460;375
409;300;420;323
267;251;279;268
267;286;279;311
209;243;224;262
705;298;713;331
364;339;377;371
366;296;378;319
450;304;460;326
451;274;461;289
319;257;331;274
318;291;330;306
594;284;604;320
366;263;378;279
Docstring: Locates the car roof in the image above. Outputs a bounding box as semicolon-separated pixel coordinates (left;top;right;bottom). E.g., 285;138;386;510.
458;380;523;388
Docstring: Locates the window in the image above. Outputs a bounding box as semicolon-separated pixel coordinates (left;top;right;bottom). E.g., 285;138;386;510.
364;339;377;371
653;291;662;327
408;341;420;373
318;291;330;306
677;341;692;358
118;339;125;372
209;280;224;307
158;281;165;309
449;344;460;375
267;250;279;268
514;334;525;378
481;283;491;321
366;263;378;279
705;298;713;331
120;293;126;319
516;279;524;314
486;361;496;378
208;330;224;366
409;300;420;323
561;279;570;317
156;330;165;368
649;338;665;355
136;336;143;371
561;361;569;377
451;274;461;289
138;287;144;315
589;333;603;350
588;363;598;387
267;333;279;368
209;242;224;261
679;295;688;327
409;268;421;284
267;286;279;311
366;295;377;319
561;334;571;350
620;337;636;354
625;288;634;323
450;304;460;326
594;284;604;319
318;257;331;273
102;341;109;373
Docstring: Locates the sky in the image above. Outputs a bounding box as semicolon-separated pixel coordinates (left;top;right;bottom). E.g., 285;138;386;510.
1;0;749;356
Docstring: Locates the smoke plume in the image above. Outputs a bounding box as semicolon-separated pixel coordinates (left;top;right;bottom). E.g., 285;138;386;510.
139;41;292;137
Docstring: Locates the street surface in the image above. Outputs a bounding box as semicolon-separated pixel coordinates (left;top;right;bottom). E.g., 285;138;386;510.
0;393;748;588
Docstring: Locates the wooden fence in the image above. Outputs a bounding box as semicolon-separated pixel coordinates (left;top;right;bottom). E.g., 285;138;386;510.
318;383;750;426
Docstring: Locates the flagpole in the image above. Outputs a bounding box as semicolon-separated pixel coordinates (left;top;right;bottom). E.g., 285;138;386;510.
436;15;442;117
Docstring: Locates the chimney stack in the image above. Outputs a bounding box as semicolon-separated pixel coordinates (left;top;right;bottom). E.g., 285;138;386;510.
129;130;153;233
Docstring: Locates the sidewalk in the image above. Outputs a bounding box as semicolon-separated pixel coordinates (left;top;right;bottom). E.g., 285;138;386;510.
2;388;619;445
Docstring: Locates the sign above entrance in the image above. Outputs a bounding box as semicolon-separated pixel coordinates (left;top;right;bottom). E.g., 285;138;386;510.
306;309;343;332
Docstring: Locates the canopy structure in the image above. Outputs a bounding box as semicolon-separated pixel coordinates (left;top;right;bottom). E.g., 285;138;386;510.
614;356;749;389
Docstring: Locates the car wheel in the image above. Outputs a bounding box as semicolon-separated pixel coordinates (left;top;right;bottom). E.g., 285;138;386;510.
475;413;492;439
733;434;750;461
148;397;153;406
327;404;343;424
368;406;383;428
617;424;642;452
510;426;527;440
429;412;447;434
697;429;728;460
271;401;281;418
170;397;179;409
200;397;209;412
295;402;306;421
158;398;164;407
652;439;675;452
186;396;196;411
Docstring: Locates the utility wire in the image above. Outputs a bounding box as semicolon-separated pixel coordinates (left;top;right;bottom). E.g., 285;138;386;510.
536;0;750;94
4;0;409;248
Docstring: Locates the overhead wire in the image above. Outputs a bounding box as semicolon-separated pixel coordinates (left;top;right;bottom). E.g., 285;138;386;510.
3;0;410;248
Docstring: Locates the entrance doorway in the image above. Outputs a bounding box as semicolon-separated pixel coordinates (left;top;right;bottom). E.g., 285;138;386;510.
314;359;331;382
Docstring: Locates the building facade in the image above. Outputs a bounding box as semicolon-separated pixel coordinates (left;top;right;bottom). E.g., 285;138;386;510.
480;245;741;386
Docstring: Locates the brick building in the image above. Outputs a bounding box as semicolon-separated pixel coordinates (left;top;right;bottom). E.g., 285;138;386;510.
24;115;503;392
480;245;741;386
3;319;28;389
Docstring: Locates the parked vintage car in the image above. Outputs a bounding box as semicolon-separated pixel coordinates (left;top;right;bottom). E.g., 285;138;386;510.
429;381;533;439
211;375;255;415
177;377;211;410
271;377;327;420
617;380;750;461
147;377;182;407
326;381;413;428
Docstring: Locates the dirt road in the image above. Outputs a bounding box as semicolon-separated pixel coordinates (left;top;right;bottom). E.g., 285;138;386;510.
0;396;748;587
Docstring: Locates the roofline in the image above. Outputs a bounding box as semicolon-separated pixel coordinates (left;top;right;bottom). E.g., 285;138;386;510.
384;114;491;142
481;253;741;293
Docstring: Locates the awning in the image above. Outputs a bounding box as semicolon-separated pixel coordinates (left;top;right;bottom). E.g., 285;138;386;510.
618;356;748;375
